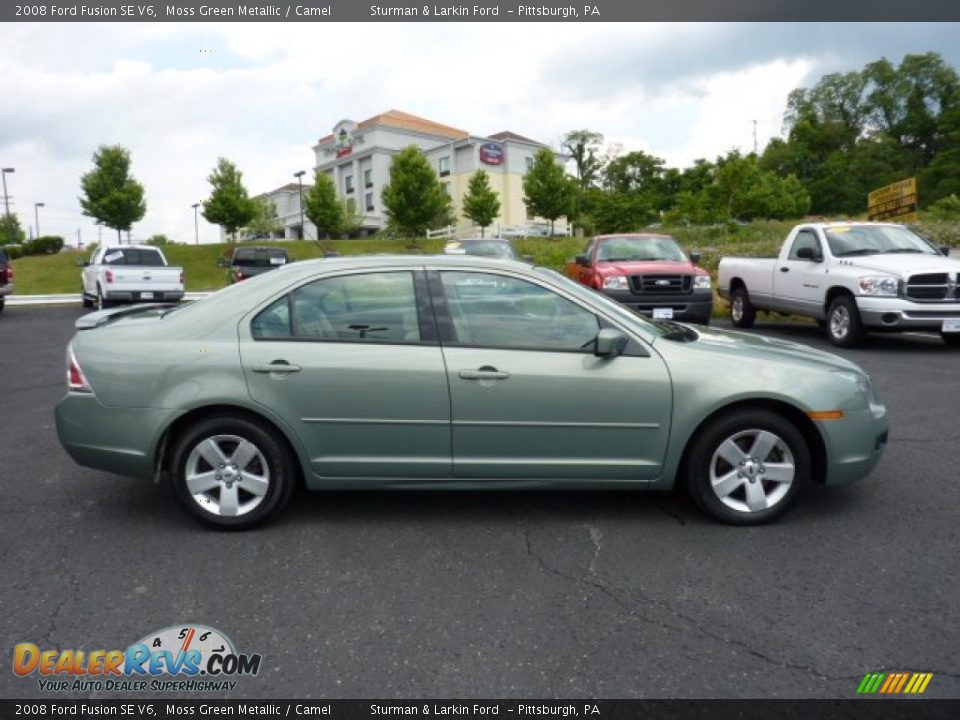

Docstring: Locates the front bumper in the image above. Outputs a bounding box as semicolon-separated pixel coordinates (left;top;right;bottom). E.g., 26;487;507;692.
55;393;173;481
857;297;960;331
103;290;185;303
601;288;714;323
819;406;889;486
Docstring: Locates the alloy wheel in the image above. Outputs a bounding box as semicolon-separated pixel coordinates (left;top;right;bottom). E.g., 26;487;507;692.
830;305;850;339
184;434;271;517
709;428;795;513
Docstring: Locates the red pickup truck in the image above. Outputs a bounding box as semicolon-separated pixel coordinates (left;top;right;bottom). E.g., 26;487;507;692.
564;233;713;324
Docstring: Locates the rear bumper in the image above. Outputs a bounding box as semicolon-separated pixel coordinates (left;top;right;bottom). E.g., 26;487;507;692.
55;393;172;481
601;289;714;323
103;289;184;303
0;282;12;296
857;297;960;331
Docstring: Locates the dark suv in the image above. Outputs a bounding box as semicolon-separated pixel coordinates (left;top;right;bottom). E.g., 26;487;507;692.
0;248;13;313
218;246;294;284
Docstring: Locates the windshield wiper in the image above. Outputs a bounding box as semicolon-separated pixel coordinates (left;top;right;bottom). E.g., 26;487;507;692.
881;248;927;254
835;249;879;257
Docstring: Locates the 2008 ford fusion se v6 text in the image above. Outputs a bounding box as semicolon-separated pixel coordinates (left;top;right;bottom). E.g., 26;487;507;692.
55;255;888;529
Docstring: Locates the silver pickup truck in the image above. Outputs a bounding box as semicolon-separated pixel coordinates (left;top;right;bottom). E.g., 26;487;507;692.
81;245;185;311
718;222;960;347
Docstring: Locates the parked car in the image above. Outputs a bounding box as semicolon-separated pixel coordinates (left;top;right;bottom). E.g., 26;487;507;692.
718;221;960;347
0;248;13;313
80;245;185;311
56;254;888;529
565;233;713;324
444;238;532;262
219;246;294;284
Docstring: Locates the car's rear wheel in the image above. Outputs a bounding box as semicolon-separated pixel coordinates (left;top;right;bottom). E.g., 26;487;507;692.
96;286;110;311
170;415;296;529
0;296;4;313
81;286;93;308
826;295;865;348
730;287;756;328
941;332;960;347
685;409;811;525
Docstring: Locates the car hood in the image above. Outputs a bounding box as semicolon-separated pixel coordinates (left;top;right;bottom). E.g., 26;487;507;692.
835;254;960;278
595;260;705;276
673;324;865;375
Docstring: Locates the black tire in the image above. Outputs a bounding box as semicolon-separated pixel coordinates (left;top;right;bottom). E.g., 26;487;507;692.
684;409;811;525
170;415;296;530
81;287;93;308
942;332;960;347
825;295;866;348
95;286;111;311
815;319;826;329
0;296;4;313
730;287;756;328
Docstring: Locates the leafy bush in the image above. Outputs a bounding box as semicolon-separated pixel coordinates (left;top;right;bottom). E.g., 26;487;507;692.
2;243;24;259
23;235;64;255
146;234;172;246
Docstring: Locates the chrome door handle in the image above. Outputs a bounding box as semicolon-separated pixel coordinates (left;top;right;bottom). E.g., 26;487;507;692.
780;267;790;273
253;362;302;374
459;367;510;380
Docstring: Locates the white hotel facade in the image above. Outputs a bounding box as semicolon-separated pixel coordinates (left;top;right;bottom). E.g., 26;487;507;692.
245;109;569;241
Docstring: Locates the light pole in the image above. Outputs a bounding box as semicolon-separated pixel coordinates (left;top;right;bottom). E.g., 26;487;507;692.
1;168;14;243
34;202;44;238
294;170;306;240
191;203;200;245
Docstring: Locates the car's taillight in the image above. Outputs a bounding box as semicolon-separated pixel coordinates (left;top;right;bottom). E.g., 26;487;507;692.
66;346;93;394
235;270;245;281
105;269;114;284
5;266;12;282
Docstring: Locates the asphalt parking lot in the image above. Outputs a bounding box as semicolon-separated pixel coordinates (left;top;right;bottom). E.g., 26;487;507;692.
1;305;957;700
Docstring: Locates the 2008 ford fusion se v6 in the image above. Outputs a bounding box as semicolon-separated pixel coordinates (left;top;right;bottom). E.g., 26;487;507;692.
55;255;888;529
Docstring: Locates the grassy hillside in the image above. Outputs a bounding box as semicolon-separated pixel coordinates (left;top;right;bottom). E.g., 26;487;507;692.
11;218;955;296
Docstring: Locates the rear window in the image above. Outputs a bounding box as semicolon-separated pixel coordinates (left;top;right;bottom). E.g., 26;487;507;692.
233;248;289;267
101;248;165;266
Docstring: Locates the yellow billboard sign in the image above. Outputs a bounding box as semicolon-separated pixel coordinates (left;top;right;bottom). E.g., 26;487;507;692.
868;177;917;223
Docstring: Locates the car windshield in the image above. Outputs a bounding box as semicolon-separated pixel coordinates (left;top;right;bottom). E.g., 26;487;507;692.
825;225;938;257
461;241;518;260
233;248;289;267
595;236;686;262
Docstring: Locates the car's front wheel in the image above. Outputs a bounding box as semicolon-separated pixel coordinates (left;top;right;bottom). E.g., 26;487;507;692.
685;409;811;525
730;287;756;328
826;295;866;347
170;415;296;529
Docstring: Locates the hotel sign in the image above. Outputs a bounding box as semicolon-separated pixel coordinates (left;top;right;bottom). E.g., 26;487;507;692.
479;143;504;166
323;119;365;159
868;177;918;223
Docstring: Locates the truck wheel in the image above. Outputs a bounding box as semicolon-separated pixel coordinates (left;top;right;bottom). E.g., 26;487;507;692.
81;286;93;308
730;287;756;328
942;332;960;347
685;409;810;525
170;415;296;530
96;286;111;311
826;295;865;348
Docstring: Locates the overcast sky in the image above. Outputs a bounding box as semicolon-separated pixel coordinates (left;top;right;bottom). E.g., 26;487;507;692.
1;22;959;245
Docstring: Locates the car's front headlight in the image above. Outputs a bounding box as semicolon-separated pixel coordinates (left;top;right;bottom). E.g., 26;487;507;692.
693;275;711;290
857;276;899;296
603;276;628;290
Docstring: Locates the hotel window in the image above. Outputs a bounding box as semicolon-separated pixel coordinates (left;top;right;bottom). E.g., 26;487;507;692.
525;156;534;171
439;156;450;177
365;192;374;212
364;169;373;188
345;175;354;194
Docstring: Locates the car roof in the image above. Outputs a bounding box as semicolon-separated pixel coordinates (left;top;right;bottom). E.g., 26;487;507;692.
593;233;675;240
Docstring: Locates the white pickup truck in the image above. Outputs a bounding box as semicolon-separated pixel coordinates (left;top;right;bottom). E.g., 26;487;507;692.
718;222;960;347
81;245;185;311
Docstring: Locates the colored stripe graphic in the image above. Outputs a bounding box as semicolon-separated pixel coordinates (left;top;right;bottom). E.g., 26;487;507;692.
858;672;933;694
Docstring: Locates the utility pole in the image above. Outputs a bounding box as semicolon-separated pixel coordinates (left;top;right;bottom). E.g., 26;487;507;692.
294;170;306;240
752;120;758;155
1;168;14;243
192;203;200;245
34;201;44;237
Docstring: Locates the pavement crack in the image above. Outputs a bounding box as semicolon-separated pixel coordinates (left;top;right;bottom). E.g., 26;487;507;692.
42;571;80;648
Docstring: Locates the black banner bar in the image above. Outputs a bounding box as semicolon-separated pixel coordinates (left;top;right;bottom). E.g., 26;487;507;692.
2;700;960;720
5;0;960;22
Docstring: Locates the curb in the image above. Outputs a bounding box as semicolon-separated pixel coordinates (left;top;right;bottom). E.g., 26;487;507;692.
6;292;212;307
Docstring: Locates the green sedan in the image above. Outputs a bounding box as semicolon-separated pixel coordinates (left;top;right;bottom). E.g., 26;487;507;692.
56;255;888;529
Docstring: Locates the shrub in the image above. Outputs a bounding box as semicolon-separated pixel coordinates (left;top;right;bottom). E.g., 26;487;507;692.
23;235;64;255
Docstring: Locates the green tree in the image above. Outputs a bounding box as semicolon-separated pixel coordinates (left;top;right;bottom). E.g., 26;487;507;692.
522;149;574;235
381;146;451;237
925;194;960;220
461;170;501;236
244;197;283;239
304;172;344;239
202;158;256;243
145;234;171;246
341;198;365;237
562;129;605;190
0;214;27;246
79;145;147;244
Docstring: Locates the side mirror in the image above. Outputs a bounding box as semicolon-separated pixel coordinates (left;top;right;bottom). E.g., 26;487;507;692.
796;246;822;262
575;253;590;267
216;258;229;268
939;245;951;257
689;252;702;265
593;328;628;358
